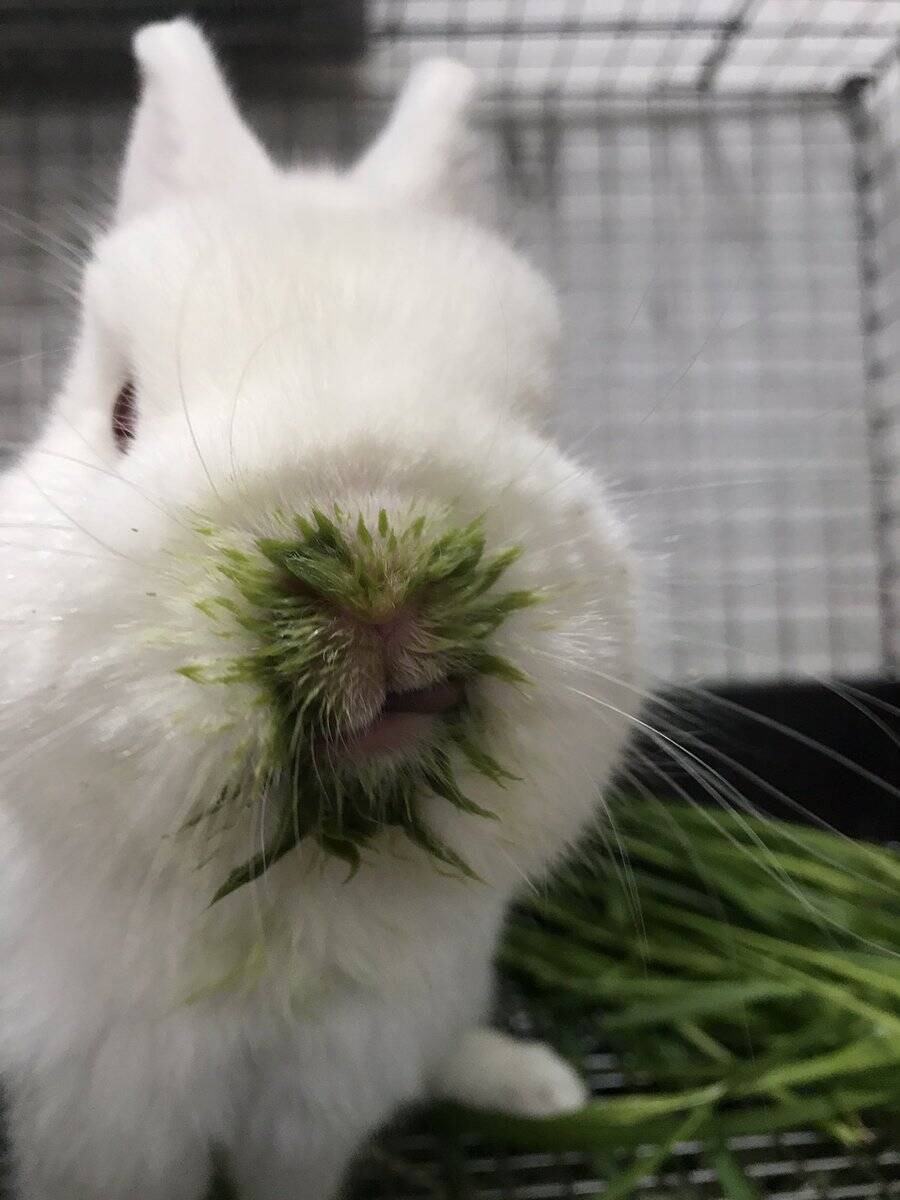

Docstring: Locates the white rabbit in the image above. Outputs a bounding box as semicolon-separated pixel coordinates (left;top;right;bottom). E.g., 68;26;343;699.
0;20;638;1200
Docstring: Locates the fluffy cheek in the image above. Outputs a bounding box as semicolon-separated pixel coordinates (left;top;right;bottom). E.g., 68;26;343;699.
420;613;639;888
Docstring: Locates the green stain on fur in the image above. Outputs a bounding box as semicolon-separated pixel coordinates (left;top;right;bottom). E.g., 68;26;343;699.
179;508;540;902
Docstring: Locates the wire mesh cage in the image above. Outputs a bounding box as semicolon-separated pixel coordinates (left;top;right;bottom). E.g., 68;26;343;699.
1;3;899;1199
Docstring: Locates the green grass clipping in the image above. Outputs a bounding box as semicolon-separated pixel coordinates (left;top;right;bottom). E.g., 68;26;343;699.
178;507;539;903
434;798;900;1195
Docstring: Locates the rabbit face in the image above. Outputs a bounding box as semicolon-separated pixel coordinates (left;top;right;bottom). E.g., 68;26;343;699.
0;23;638;898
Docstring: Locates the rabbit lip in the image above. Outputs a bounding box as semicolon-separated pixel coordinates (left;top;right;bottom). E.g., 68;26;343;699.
343;681;465;761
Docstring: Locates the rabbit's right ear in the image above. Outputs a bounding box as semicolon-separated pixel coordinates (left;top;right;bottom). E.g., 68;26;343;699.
351;59;481;214
115;18;275;224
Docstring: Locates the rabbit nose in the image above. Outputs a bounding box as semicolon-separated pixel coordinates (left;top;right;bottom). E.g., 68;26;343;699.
279;574;424;670
368;605;417;650
350;603;435;693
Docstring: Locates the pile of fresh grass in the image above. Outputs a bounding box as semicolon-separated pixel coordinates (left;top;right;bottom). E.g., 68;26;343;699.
438;799;900;1197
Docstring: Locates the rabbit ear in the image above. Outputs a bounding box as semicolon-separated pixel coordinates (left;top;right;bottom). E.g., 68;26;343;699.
352;59;480;213
115;19;275;223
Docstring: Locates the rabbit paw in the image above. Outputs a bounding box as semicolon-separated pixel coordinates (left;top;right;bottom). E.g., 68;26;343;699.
433;1028;588;1117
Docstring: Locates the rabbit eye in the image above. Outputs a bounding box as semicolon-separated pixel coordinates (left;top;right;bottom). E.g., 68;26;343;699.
112;379;137;451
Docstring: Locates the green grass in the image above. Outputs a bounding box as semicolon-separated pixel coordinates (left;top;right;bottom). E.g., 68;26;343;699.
433;798;900;1196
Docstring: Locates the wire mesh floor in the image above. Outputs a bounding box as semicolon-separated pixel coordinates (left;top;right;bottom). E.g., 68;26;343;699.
350;1117;900;1200
343;997;900;1200
340;980;900;1200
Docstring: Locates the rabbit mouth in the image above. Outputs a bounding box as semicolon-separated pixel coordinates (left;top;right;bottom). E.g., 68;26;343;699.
184;506;538;901
340;681;465;761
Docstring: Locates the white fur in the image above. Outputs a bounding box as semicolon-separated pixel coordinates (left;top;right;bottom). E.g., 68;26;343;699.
432;1029;588;1116
0;20;639;1200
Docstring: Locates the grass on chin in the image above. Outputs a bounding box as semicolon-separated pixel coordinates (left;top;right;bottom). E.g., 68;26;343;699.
433;798;900;1197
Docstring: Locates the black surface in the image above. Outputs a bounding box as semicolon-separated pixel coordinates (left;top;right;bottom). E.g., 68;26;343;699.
622;678;900;842
0;1;368;96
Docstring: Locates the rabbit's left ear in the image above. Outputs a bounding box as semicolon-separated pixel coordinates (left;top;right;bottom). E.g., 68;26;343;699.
115;19;275;224
351;59;481;214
